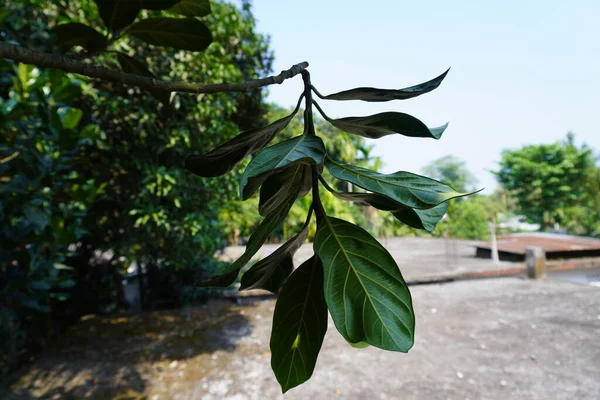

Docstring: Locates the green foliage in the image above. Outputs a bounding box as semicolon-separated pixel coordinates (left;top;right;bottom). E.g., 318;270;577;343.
259;164;311;216
316;68;449;102
324;110;448;140
270;255;327;392
240;135;326;200
441;196;491;240
2;0;476;391
1;0;272;376
186;68;473;391
314;216;414;351
495;134;595;230
127;17;213;51
116;52;170;103
240;209;311;292
326;158;472;209
422;155;478;193
169;0;211;17
53;22;108;51
94;0;142;30
185;96;303;178
320;178;449;232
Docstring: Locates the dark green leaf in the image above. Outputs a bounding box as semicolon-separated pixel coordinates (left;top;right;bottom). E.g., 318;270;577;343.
23;205;49;230
20;297;51;313
185;95;303;178
53;23;108;51
55;279;77;289
318;68;449;102
94;0;141;31
169;0;211;17
127;18;212;52
116;52;170;104
270;255;327;393
259;164;311;216
29;280;52;291
391;202;448;232
141;0;180;10
240;135;326;200
326;157;473;209
314;216;414;352
196;268;239;288
240;208;312;293
197;186;299;288
57;107;83;130
328;112;447;140
320;179;448;232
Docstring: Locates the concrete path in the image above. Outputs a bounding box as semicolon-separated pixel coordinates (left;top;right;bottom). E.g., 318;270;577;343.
3;278;599;400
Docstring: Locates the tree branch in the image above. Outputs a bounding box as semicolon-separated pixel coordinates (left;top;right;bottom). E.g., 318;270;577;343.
0;42;308;94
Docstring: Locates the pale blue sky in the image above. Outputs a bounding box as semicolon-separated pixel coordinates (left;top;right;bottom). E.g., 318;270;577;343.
250;0;599;193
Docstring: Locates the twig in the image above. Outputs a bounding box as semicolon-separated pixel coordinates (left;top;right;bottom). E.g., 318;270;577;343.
301;70;315;135
0;42;308;94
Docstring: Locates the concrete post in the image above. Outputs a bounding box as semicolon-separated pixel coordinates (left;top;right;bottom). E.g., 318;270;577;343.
526;247;546;279
488;218;499;264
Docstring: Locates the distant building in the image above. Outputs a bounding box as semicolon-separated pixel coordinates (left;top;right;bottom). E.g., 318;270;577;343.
497;214;540;232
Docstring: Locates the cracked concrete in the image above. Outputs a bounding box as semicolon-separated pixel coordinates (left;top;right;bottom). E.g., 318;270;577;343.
3;278;599;400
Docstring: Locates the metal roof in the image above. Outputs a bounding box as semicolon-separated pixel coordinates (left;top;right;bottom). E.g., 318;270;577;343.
477;233;600;255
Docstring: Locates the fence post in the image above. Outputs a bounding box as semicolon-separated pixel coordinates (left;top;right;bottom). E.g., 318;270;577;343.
526;247;546;279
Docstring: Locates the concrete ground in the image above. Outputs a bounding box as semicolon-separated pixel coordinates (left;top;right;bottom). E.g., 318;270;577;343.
220;237;519;282
3;278;599;400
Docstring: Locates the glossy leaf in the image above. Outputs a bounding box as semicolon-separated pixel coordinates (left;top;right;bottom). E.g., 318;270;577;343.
321;180;448;232
240;135;326;200
328;112;447;140
270;256;327;393
197;187;299;288
94;0;141;31
326;157;472;209
239;208;311;293
347;340;369;349
185;95;303;178
116;52;170;104
53;23;108;52
169;0;211;16
318;68;449;102
141;0;180;10
57;107;83;130
259;164;311;216
392;202;448;232
127;18;212;52
314;216;414;352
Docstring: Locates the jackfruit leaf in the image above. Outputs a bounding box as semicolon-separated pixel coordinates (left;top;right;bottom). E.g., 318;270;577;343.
240;135;326;200
258;164;312;216
185;94;303;178
325;157;474;209
127;17;212;52
314;216;414;352
197;186;300;287
270;255;327;393
317;68;449;102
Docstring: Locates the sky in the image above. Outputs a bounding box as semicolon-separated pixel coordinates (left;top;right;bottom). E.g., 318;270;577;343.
249;0;599;193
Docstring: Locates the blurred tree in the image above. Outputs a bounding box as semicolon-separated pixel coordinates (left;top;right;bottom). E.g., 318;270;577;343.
0;0;272;376
436;195;506;240
422;155;477;193
561;156;600;237
494;133;595;231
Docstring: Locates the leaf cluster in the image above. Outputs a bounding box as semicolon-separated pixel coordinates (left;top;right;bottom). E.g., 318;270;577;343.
186;69;476;391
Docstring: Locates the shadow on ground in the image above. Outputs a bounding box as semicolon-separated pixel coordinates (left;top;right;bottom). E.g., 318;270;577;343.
1;299;254;400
